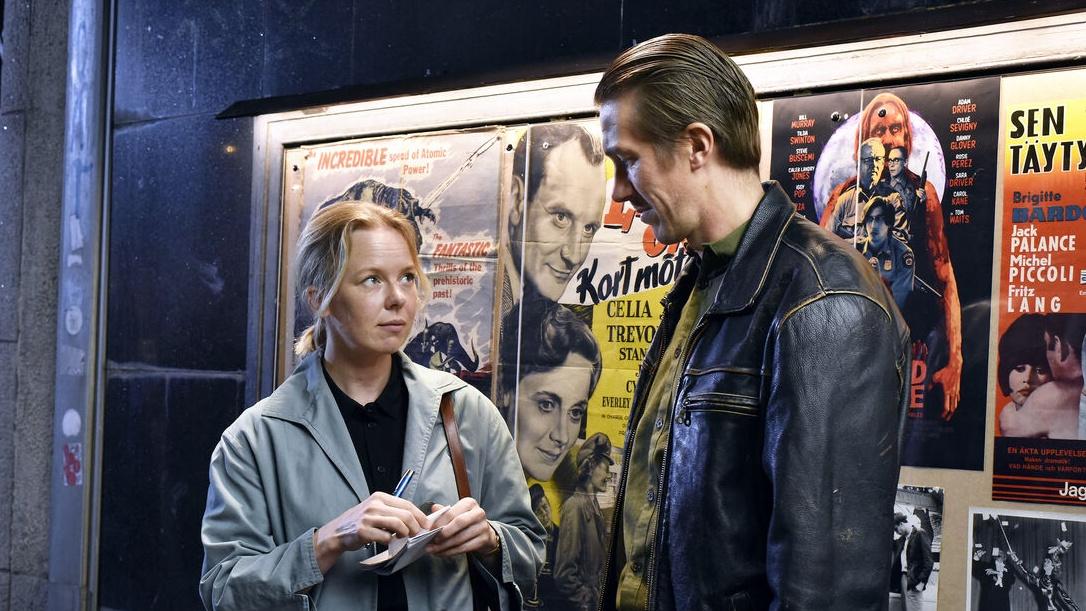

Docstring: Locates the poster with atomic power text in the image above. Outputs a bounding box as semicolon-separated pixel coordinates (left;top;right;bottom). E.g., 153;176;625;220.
280;128;503;395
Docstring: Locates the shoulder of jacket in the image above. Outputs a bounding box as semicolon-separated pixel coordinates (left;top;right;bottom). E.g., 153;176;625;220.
221;373;309;444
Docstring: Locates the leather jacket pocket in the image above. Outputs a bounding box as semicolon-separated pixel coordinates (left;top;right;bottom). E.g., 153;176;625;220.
677;369;761;425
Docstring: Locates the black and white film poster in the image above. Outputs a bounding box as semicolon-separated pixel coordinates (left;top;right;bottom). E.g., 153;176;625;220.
770;77;1000;470
890;485;944;611
281;128;504;395
969;508;1086;610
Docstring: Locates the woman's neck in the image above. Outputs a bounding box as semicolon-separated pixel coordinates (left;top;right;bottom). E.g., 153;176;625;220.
323;346;394;405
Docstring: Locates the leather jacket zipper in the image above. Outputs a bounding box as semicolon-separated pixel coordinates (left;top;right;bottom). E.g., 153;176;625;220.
674;318;710;426
596;294;674;611
645;317;708;610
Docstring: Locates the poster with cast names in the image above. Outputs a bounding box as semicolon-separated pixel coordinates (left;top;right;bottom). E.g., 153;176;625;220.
769;77;1000;471
992;70;1086;507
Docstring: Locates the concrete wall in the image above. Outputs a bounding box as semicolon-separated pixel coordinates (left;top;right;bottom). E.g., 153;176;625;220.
0;0;69;608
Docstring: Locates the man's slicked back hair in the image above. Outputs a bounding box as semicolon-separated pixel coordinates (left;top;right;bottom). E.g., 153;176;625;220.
594;33;760;170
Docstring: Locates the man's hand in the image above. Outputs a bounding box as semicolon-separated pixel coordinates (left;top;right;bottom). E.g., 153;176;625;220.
426;497;500;557
313;493;428;573
933;351;963;420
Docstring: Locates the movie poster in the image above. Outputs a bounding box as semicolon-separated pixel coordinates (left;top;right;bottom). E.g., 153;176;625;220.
992;70;1086;506
280;128;503;395
968;508;1086;610
769;77;1000;470
496;120;683;610
890;485;944;609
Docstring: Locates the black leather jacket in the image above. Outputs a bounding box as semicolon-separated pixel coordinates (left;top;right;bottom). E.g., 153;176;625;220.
600;182;910;611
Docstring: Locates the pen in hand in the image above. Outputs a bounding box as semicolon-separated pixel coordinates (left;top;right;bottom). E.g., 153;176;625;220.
392;468;414;498
367;469;416;555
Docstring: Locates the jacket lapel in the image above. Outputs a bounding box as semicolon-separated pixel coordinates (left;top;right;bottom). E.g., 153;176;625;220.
399;354;463;502
265;353;371;503
264;352;468;505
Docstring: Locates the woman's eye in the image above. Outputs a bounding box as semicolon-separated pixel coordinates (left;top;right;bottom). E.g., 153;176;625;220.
401;272;417;284
361;276;380;286
536;398;557;413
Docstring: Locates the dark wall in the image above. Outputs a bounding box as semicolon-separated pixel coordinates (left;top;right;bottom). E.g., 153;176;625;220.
96;0;1072;608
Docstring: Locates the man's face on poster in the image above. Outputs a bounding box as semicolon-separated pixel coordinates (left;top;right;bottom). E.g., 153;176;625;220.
887;147;907;179
520;140;605;301
1044;330;1081;381
868;102;909;150
859;141;885;191
533;496;553;529
865;206;890;250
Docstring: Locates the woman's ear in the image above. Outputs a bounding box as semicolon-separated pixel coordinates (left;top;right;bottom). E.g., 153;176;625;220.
305;287;323;316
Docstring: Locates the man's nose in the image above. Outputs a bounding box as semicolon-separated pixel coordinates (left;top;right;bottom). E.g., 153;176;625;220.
611;171;633;203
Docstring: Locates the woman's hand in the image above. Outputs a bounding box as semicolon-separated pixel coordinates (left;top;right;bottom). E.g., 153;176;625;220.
425;497;500;557
313;492;429;573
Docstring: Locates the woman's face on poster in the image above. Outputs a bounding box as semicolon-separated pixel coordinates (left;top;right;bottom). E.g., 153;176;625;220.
515;352;593;481
588;460;611;494
1007;361;1051;407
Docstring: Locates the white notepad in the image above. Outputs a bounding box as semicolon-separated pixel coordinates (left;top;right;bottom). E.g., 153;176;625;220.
358;505;452;575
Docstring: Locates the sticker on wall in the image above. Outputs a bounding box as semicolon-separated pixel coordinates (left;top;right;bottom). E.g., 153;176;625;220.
992;69;1086;506
62;442;82;487
769;77;1001;470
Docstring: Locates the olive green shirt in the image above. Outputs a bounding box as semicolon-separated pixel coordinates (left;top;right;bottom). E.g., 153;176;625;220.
615;223;748;610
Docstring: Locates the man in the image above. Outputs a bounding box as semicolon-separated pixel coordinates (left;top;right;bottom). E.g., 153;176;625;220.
594;34;910;610
829;93;963;420
504;123;606;308
860;196;914;310
884;146;919;240
1001;313;1086;439
525;484;562;610
891;515;933;610
820;138;898;241
972;548;1014;611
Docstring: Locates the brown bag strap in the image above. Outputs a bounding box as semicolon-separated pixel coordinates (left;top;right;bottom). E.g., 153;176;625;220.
439;392;472;499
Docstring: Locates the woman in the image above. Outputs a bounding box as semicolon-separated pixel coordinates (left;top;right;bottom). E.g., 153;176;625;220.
200;202;544;610
997;314;1052;435
498;301;603;482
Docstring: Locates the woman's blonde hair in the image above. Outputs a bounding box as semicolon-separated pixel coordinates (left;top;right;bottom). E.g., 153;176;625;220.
294;202;429;356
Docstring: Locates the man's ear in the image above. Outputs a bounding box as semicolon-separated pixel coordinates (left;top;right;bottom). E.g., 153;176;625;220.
509;175;524;228
684;122;715;170
1054;336;1070;364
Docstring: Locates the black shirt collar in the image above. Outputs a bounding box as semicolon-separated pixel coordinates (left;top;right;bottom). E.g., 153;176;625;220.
323;356;406;421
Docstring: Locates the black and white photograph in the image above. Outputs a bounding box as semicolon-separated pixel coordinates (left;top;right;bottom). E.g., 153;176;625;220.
891;486;944;611
969;508;1086;610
